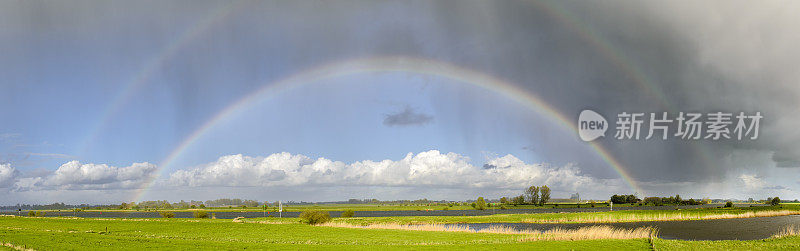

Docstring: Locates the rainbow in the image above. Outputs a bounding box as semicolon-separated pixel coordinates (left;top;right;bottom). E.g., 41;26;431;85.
77;1;247;155
132;56;644;202
122;1;701;201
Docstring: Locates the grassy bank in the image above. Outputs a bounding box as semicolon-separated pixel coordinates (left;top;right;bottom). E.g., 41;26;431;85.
1;216;800;250
0;216;645;250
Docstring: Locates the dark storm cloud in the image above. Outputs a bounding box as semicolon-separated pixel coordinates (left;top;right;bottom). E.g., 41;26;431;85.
383;107;433;127
95;0;799;186
5;0;797;197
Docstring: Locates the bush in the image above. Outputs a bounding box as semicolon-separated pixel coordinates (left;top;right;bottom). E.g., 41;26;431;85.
475;197;486;210
611;194;640;204
771;197;781;206
159;211;176;218
27;211;44;217
725;201;733;208
300;210;331;225
340;209;355;218
193;211;209;219
499;205;508;210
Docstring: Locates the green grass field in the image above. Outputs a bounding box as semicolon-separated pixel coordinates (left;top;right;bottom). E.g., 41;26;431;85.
1;216;799;250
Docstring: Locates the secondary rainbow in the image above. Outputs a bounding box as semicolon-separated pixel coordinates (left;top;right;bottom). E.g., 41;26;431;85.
535;0;716;170
132;56;644;202
77;1;247;155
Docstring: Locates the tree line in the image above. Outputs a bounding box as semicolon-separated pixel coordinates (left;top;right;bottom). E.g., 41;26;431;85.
498;185;551;206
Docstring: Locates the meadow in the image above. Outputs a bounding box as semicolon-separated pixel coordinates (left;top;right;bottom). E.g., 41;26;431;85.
2;215;800;250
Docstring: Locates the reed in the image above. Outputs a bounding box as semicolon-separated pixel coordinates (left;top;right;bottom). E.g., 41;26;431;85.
521;226;655;241
771;225;800;239
321;222;655;241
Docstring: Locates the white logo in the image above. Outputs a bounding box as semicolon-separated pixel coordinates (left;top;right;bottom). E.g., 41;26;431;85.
578;110;608;142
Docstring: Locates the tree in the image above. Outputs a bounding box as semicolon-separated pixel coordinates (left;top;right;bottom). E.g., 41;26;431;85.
539;185;551;206
643;197;662;206
611;194;640;204
512;195;526;205
476;197;486;210
500;197;509;204
771;197;781;206
525;186;539;205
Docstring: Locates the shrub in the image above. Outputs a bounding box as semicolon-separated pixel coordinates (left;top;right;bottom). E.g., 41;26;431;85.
499;205;508;210
300;210;331;225
159;211;176;218
475;197;486;210
341;209;355;218
725;201;733;208
193;211;209;219
27;211;44;217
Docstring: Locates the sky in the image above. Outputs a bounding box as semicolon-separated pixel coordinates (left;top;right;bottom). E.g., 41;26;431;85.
1;0;799;204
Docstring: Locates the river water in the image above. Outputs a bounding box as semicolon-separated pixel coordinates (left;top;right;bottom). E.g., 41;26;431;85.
457;215;800;240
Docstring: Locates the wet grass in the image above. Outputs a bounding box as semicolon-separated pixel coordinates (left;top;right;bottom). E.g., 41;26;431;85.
2;216;800;250
656;236;800;250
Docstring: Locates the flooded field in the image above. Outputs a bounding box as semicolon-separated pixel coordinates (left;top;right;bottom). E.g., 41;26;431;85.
1;204;750;219
459;215;800;240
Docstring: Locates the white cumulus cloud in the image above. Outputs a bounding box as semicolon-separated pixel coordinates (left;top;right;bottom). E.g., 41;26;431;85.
168;150;604;192
15;160;157;191
0;163;19;188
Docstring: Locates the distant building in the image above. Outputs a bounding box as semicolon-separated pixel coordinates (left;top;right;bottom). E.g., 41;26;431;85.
570;193;580;202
